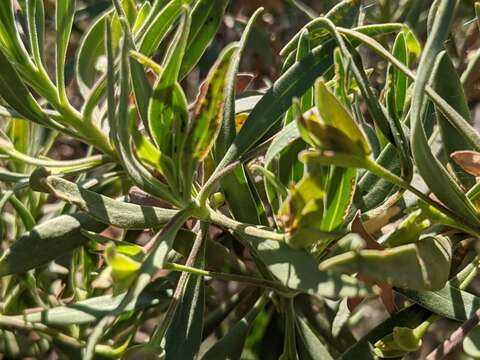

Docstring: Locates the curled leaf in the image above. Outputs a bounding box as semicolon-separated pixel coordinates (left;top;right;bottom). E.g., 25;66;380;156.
451;150;480;177
105;242;141;281
314;79;371;156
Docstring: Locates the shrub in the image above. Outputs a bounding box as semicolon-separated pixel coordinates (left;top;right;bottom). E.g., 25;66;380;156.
0;0;480;358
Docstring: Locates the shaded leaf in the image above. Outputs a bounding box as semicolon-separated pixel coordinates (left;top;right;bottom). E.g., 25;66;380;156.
30;171;177;229
12;289;169;325
320;235;452;291
202;295;268;360
339;305;430;360
0;48;48;125
463;325;480;358
165;246;205;360
296;316;334;360
0;213;105;276
398;283;480;322
432;51;475;186
239;234;378;298
321;167;356;231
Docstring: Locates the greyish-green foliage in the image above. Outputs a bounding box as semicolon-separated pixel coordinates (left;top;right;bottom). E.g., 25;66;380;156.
1;0;480;358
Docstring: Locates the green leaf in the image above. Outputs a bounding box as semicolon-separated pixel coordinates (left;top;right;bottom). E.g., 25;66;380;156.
105;242;141;281
119;0;137;25
202;295;268;360
378;210;430;247
0;48;48;125
295;29;313;110
185;43;237;161
410;0;480;229
321;167;356;231
386;31;408;118
181;44;238;195
403;26;421;57
76;11;111;98
30;171;177;229
132;1;151;33
280;0;361;56
213;9;266;226
239;234;377;298
55;0;75;101
129;51;153;129
320;235;452;291
432;50;475;187
464;325;480;358
215;39;336;172
138;0;189;56
165;243;205;360
0;213;105;276
147;7;191;152
398;283;480;322
264;121;301;214
8;193;36;231
179;0;229;78
339;305;431;360
296;316;334;360
26;0;45;67
220;167;264;224
131;126;175;182
307;80;371;156
107;19;179;206
12;289;169;325
0;0;31;65
216;5;261;160
300;149;368;170
324;22;399;147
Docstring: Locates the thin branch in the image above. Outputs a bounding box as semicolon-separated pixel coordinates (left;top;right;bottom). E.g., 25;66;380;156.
425;308;480;360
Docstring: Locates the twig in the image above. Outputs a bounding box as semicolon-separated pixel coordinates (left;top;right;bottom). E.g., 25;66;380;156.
425;308;480;360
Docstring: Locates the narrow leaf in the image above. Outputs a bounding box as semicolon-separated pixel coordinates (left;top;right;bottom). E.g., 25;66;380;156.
179;0;229;78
